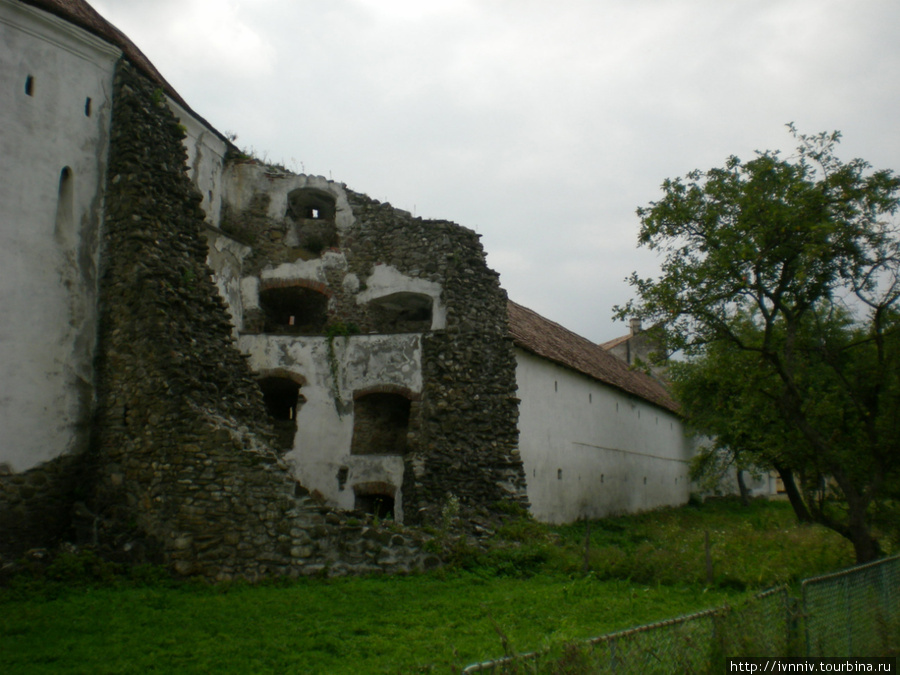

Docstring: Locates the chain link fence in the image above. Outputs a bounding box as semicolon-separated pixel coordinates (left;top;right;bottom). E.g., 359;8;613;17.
463;556;899;674
803;555;899;657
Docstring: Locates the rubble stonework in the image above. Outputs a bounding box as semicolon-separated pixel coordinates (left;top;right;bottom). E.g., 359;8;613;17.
0;455;88;558
216;162;528;527
342;194;530;520
84;60;436;579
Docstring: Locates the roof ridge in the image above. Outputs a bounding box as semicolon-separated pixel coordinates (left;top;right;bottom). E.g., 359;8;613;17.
507;300;678;414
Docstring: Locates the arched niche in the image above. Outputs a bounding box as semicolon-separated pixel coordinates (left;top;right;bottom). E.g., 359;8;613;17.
285;188;338;255
350;392;412;456
259;284;329;335
353;482;396;520
54;167;74;245
258;374;305;451
368;292;433;333
287;188;336;221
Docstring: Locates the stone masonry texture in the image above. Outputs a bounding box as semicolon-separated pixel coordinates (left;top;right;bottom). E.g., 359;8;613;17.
222;172;530;528
341;193;528;524
83;61;434;580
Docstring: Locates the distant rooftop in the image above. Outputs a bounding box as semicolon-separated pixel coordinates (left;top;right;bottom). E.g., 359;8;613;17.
598;333;631;351
599;317;643;351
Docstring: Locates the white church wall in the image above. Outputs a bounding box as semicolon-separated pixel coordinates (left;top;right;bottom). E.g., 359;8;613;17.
0;0;119;471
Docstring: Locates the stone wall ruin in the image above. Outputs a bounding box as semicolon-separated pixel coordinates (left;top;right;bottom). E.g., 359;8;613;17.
1;0;529;575
82;61;437;579
215;155;528;527
1;55;526;578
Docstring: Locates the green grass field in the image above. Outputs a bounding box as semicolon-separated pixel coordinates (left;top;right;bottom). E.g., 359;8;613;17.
0;499;857;674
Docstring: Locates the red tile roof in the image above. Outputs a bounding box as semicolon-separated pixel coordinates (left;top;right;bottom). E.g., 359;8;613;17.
508;300;679;414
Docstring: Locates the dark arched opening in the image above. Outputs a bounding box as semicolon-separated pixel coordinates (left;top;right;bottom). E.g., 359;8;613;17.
351;393;411;455
259;376;303;450
353;482;397;520
355;493;395;520
286;188;338;255
259;285;328;334
287;188;336;221
368;292;433;333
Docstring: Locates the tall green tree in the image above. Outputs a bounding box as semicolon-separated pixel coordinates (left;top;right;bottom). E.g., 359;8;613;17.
667;319;813;520
616;127;900;562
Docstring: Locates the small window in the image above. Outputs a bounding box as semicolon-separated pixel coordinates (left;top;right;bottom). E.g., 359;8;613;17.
84;97;92;117
25;75;34;96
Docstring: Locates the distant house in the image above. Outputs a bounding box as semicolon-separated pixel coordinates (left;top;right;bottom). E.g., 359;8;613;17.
600;317;669;381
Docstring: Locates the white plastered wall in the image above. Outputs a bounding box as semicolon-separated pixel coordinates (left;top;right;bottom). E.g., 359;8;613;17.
239;333;422;520
515;349;691;523
0;0;119;471
203;229;250;337
222;164;354;235
168;99;228;227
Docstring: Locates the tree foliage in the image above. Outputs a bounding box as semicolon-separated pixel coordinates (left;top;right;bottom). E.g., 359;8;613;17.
616;127;900;562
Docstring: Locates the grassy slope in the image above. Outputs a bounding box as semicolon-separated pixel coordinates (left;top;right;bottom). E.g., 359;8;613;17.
0;499;856;674
551;497;857;586
1;577;745;674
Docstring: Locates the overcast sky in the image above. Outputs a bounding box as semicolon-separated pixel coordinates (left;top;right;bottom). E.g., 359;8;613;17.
91;0;900;343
